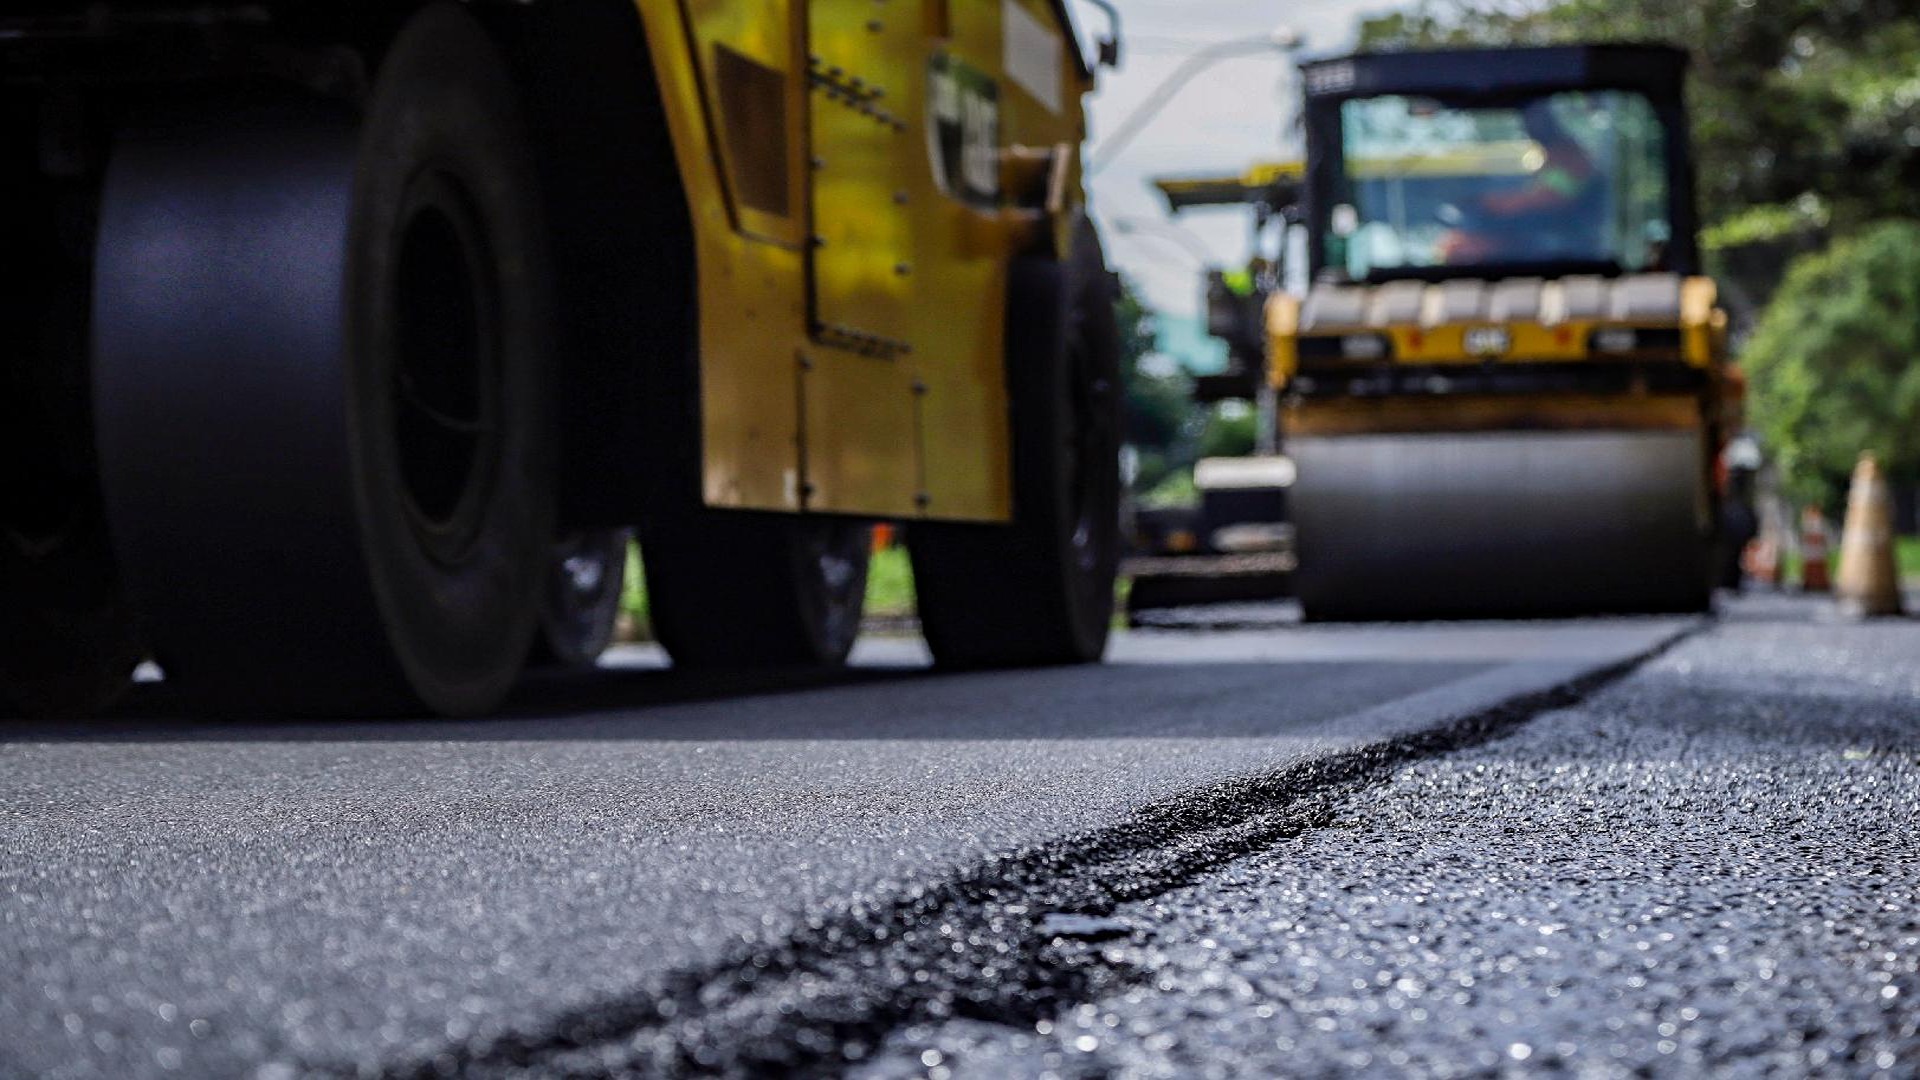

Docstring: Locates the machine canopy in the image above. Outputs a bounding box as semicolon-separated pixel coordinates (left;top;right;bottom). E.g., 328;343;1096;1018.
1300;45;1697;283
1326;90;1672;280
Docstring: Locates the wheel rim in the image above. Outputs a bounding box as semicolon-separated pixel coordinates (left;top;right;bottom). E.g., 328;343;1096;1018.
390;171;502;565
796;522;868;659
537;529;629;666
549;529;624;628
560;541;612;602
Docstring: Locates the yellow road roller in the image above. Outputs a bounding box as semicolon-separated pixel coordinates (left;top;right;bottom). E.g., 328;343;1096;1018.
1269;45;1731;620
0;1;1121;716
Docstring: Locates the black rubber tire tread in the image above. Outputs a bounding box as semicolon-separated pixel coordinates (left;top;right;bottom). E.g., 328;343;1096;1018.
643;514;872;669
1;157;142;717
531;529;631;669
910;220;1122;668
0;529;142;719
91;5;553;716
479;0;696;531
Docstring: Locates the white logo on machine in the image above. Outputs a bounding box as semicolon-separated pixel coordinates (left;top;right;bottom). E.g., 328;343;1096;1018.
1464;326;1512;357
927;53;1000;209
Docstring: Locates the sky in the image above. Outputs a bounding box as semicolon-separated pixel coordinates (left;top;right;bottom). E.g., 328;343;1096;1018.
1074;1;1407;318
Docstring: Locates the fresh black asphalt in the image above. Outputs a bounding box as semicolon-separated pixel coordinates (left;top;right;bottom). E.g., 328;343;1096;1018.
4;597;1912;1077
853;595;1920;1078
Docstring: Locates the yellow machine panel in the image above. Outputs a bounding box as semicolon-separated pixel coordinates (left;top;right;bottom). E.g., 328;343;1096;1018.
643;0;1092;521
1265;275;1726;387
643;2;808;512
629;0;1082;522
809;1;917;352
801;0;922;514
913;0;1084;519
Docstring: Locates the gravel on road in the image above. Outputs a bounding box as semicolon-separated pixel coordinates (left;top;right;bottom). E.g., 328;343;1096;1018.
855;594;1920;1079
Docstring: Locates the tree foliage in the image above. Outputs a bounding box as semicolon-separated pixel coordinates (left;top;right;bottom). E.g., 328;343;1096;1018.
1116;278;1189;450
1198;403;1257;460
1741;220;1920;505
1114;277;1197;493
1357;1;1920;237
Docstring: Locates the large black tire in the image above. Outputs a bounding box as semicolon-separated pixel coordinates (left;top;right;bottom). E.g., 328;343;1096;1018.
643;514;871;669
91;5;553;715
531;528;631;669
910;220;1122;667
0;518;140;718
1;163;141;717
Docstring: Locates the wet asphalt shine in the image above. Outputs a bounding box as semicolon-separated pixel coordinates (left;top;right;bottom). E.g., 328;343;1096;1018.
3;594;1915;1078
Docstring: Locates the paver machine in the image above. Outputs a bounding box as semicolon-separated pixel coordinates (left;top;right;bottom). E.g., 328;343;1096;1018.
0;1;1122;717
1269;45;1730;619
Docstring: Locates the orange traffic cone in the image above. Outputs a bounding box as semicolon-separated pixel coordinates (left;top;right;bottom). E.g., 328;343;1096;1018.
1798;507;1831;592
1744;533;1780;587
1835;453;1905;618
1745;498;1786;587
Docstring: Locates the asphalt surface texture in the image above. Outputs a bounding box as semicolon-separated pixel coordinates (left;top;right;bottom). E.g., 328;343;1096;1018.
3;592;1913;1078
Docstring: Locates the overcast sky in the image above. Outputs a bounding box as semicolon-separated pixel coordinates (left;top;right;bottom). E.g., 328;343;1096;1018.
1076;1;1406;316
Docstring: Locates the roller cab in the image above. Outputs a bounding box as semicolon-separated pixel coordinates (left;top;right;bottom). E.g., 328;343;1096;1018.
1269;45;1730;619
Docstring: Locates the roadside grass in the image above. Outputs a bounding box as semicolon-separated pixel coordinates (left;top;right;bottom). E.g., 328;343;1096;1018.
620;542;649;636
863;545;915;618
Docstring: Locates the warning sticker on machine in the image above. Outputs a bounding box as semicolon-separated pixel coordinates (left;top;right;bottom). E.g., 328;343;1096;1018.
927;53;1000;208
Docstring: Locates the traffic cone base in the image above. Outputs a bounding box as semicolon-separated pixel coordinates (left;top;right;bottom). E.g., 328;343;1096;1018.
1834;453;1904;618
1798;507;1831;593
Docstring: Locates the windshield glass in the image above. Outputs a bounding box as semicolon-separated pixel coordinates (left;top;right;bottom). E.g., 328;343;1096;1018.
1325;90;1671;280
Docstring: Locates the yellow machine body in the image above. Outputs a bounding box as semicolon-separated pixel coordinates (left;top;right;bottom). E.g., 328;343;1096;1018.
636;0;1091;522
1266;274;1726;391
1266;273;1732;619
1268;272;1730;442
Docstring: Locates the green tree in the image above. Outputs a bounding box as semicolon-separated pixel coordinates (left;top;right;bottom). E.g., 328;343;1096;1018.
1115;277;1194;485
1197;403;1257;460
1742;220;1920;507
1357;1;1920;238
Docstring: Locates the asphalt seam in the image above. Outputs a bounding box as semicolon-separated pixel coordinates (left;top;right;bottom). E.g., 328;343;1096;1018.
353;625;1699;1079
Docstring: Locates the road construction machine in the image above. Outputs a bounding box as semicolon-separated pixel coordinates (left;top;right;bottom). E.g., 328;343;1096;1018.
1122;164;1299;616
1;1;1122;717
1269;45;1730;619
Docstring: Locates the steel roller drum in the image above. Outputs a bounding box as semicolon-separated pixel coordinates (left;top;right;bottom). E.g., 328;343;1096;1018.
1289;429;1713;620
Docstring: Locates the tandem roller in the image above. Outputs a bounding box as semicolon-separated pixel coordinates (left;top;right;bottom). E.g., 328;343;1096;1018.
1289;426;1712;620
1264;44;1732;621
